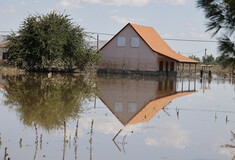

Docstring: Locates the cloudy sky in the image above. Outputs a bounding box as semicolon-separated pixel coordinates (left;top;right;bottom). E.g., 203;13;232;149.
0;0;219;58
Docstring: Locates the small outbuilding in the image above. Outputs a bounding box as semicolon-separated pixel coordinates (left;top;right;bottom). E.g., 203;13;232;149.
98;23;198;76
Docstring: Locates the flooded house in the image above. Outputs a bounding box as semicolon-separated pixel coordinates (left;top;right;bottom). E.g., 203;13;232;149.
98;23;198;76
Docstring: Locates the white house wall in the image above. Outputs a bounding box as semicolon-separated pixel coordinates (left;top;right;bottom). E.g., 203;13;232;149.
99;25;158;72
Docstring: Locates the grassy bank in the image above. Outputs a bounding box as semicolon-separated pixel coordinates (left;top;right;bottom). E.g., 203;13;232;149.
0;61;234;78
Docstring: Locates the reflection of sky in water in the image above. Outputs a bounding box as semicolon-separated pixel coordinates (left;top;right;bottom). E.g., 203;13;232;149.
0;77;235;160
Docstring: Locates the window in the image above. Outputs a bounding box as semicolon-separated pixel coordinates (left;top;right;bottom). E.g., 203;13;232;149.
128;103;137;113
117;37;126;47
115;102;123;112
131;37;139;47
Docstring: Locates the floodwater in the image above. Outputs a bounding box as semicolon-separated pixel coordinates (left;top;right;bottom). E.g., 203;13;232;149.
0;73;234;160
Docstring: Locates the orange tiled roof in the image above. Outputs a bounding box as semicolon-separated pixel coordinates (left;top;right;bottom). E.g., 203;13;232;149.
130;23;198;63
126;91;196;125
0;41;9;48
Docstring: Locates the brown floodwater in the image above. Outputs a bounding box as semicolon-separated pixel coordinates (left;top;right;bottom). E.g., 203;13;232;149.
0;73;234;160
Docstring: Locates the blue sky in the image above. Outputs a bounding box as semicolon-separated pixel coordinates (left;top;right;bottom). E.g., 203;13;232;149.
0;0;219;58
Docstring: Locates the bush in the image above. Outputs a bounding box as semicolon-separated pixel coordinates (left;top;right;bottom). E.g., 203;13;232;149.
5;11;100;72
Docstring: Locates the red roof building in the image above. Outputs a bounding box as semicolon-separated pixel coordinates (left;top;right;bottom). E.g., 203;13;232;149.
98;23;198;76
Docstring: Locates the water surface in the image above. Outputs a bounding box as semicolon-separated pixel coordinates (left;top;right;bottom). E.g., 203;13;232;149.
0;73;234;160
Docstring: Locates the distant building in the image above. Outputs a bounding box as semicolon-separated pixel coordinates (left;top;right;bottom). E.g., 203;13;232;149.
98;23;198;76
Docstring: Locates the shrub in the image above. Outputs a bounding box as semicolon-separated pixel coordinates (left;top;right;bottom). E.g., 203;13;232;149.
5;11;100;72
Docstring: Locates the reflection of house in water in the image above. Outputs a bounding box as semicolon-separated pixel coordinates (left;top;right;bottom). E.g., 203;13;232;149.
98;76;196;126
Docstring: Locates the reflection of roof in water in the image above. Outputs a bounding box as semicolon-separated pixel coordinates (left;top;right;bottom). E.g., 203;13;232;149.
126;91;195;125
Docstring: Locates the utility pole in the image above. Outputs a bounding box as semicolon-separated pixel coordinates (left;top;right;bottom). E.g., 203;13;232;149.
97;34;99;51
204;48;207;64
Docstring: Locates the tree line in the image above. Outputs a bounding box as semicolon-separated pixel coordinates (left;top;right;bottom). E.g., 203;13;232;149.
189;54;230;66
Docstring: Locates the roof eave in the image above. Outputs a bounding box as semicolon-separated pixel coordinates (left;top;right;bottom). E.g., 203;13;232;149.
178;60;199;64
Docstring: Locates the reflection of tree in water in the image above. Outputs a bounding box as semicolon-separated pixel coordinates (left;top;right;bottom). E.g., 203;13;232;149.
2;73;97;131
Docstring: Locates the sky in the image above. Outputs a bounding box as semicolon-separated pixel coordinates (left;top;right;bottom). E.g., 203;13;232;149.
0;0;220;59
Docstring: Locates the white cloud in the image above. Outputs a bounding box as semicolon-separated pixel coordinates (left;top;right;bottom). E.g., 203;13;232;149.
76;0;149;7
73;116;146;136
20;1;27;5
57;0;187;9
144;122;191;149
165;0;187;5
79;116;123;135
2;5;17;14
57;0;81;9
110;15;144;25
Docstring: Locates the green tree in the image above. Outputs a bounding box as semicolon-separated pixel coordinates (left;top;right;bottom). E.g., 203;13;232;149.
202;54;216;64
5;11;100;72
189;55;201;63
197;0;235;73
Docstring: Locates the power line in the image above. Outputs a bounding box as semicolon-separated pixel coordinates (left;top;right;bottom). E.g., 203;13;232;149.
163;38;218;43
86;31;218;43
0;30;219;43
177;49;205;55
86;31;114;36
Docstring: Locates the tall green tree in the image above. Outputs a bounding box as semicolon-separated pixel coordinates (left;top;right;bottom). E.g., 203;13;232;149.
197;0;235;73
5;11;100;72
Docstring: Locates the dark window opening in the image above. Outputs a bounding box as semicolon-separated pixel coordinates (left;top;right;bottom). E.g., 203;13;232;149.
165;80;168;90
170;62;175;71
166;62;168;72
169;80;174;90
159;81;162;91
159;61;163;71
